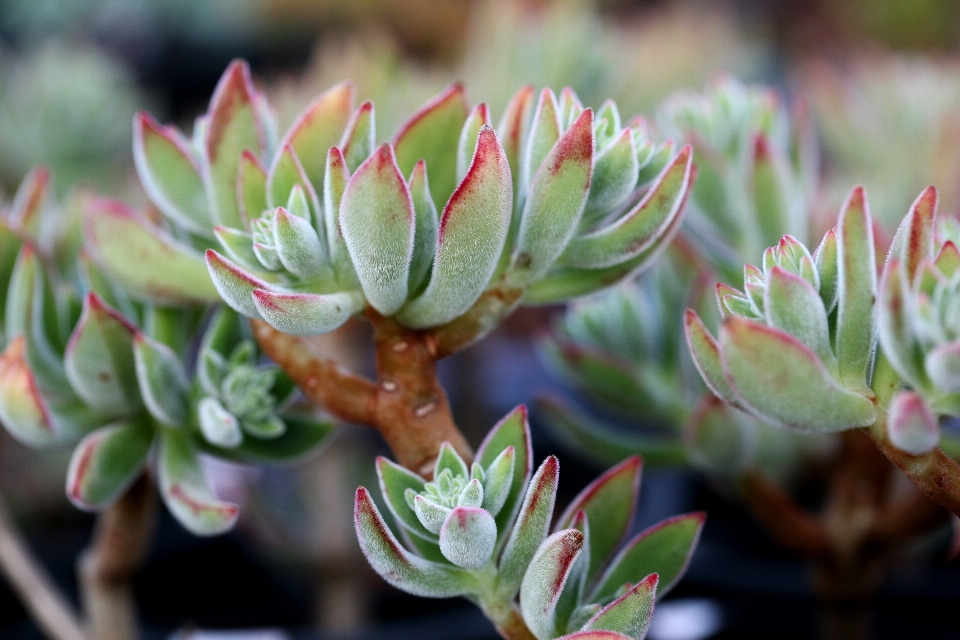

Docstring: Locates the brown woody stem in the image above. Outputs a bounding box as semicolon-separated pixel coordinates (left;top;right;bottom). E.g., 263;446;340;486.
77;474;157;640
0;486;86;640
740;472;832;560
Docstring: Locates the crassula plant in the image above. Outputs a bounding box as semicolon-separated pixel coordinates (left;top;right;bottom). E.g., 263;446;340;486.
0;59;701;640
355;407;703;640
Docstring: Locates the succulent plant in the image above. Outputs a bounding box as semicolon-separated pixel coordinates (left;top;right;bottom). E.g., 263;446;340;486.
355;406;703;640
0;170;333;536
878;187;960;454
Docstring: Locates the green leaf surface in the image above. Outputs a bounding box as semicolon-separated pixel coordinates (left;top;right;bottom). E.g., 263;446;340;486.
340;101;376;173
764;267;835;368
438;506;497;569
354;487;469;597
376;456;434;541
64;294;141;415
134;112;210;236
407;160;439;295
477;406;532;544
66;418;153;510
205;249;275;319
0;336;56;446
457;103;491;184
581;574;657;640
159;428;239;535
683;310;743;410
340;144;415;315
238;151;268;226
584;129;638;220
522;88;562;193
720;317;875;431
252;289;363;336
272;207;326;278
392;84;468;211
591;512;703;603
877;261;929;392
397;126;512;328
520;529;585;640
85;199;219;304
507;110;593;287
497;85;535;203
134;334;188;426
279;82;354;189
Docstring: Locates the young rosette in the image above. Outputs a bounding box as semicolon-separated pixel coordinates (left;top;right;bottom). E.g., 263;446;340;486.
354;407;703;640
877;187;960;454
684;186;879;434
128;62;696;351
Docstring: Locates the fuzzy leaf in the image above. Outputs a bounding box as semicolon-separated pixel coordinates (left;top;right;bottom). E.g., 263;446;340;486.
592;512;704;603
134;112;209;235
414;495;451;535
834;187;876;391
202;61;266;229
720;318;875;431
408;160;439;294
814;230;839;312
0;337;56;446
684;310;744;410
392;84;469;210
85;199;219;304
435;441;469;479
439;506;497;569
497;456;560;599
134;334;188;426
252;289;363;336
507;110;594;287
279;82;354;188
198;397;243;448
556;457;641;582
560;146;692;269
458;478;484;508
877;261;929;391
560;632;633;640
340;144;415;315
213;412;333;463
66;419;153;510
764;267;834;367
322;146;359;288
481;445;515;517
751;134;792;249
397;126;512;328
267;146;321;226
7;167;49;235
457;103;491;183
926;342;960;392
272;207;326;277
340;101;376;173
205;249;275;319
498;85;535;201
376;456;434;541
581;574;657;640
64;294;141;415
887;391;939;456
522;89;562;192
238;151;268;226
211;226;258;271
159;428;238;535
889;186;937;283
584;128;639;219
355;487;469;597
520;529;585;640
477;406;533;544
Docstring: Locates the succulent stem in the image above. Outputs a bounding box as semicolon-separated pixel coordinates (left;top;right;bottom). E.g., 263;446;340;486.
0;485;86;640
865;402;960;517
253;314;472;478
77;474;157;640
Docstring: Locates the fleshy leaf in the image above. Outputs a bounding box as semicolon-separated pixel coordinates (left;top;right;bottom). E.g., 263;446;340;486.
834;187;876;391
438;506;497;569
198;397;243;448
205;249;274;319
520;529;585;640
435;441;469;479
720;317;875;431
889;186;937;283
408;160;439;294
85;199;219;304
158;428;239;536
133;334;189;426
213;412;333;463
376;456;434;541
7;167;49;235
267;146;321;225
556;457;641;582
66;419;154;510
340;144;415;315
272;207;326;278
202;60;266;229
477;406;533;543
64;293;141;415
683;310;744;410
581;574;657;640
764;267;835;368
497;456;560;598
507;110;594;287
751;134;792;249
354;487;469;597
457;103;491;183
522;89;562;192
591;512;704;603
252;289;363;336
481;445;515;517
559;146;693;269
814;230;839;312
397;126;512;328
887;391;939;456
414;494;452;535
583;128;639;219
497;85;535;201
877;261;929;391
0;336;56;446
278;82;354;187
340;101;376;173
238;151;268;226
134;112;209;235
927;342;960;392
392;84;469;210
